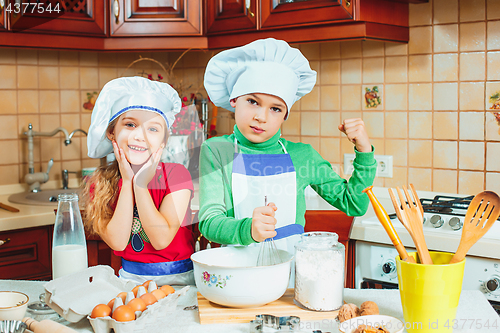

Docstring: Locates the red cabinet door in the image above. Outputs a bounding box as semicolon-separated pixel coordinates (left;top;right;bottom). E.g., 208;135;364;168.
8;0;106;36
206;0;257;35
260;0;353;30
110;0;202;36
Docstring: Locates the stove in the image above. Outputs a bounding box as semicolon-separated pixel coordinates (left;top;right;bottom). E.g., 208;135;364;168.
351;190;500;315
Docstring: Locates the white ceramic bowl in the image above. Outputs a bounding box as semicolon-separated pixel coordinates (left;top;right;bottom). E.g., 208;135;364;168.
191;246;293;308
0;291;29;321
338;315;404;333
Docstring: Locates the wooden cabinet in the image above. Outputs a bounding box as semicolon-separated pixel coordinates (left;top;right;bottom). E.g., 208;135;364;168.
8;0;106;36
0;226;53;280
206;0;257;35
111;0;202;36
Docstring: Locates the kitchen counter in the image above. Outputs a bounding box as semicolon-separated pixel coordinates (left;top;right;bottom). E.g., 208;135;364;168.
0;183;337;232
2;279;498;332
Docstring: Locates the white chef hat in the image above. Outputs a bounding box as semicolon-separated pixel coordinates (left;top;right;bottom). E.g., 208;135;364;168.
204;38;317;120
87;76;182;159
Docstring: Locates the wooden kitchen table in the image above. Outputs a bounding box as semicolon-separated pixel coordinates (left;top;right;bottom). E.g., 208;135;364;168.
1;280;498;332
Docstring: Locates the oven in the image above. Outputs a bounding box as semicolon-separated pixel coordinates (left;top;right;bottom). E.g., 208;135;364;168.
351;191;500;315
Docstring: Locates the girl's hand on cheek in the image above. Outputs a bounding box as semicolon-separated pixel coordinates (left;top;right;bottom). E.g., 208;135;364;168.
251;203;278;242
133;145;163;189
338;118;372;153
113;141;134;183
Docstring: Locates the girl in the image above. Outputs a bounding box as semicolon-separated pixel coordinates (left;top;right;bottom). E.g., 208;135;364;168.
83;76;195;285
199;39;377;283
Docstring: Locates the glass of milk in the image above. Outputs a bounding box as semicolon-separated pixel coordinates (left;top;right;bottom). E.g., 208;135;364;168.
52;193;88;279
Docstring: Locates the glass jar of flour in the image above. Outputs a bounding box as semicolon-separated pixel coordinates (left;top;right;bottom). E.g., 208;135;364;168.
294;232;345;311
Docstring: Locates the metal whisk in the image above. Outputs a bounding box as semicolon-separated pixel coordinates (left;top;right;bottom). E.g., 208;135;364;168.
256;196;283;266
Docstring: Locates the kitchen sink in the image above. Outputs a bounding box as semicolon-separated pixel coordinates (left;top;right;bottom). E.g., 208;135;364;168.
8;188;81;206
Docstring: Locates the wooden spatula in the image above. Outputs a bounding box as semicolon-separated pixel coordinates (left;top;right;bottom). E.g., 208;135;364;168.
449;191;500;264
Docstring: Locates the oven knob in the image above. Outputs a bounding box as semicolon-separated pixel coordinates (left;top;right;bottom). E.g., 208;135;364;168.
484;276;500;293
430;215;444;228
382;261;396;274
448;217;462;231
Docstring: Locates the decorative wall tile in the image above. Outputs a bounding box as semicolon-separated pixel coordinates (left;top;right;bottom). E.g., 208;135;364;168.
460;0;485;22
433;53;458;81
320;111;340;137
434;83;458;110
433;24;459;53
486;142;500;171
362;85;383;110
409;84;432;110
341;59;362;84
433;169;458;193
341;86;361;110
301;112;320;136
386;56;407;83
320;60;340;84
434;0;458;24
340;41;362;59
458;171;484;195
409;167;432;191
320;85;340;111
485;111;500;140
460;52;486;81
385;112;407;139
409;26;433;54
460;22;486;52
362;58;384;83
320;42;341;59
385;84;407;111
409;111;432;139
459;82;485;111
459;141;485;170
433;141;458;169
486;82;500;109
460;111;485;140
433;112;458;140
487;21;500;50
409;55;432;82
362;112;384;138
362;41;385;57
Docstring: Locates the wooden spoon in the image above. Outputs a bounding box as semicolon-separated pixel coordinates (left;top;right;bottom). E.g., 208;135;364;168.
449;191;500;264
363;186;416;263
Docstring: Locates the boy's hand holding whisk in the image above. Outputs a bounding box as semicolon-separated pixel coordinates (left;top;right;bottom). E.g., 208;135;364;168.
251;202;278;242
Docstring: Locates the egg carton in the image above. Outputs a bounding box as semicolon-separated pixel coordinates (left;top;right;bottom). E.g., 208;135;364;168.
44;265;136;323
88;286;189;333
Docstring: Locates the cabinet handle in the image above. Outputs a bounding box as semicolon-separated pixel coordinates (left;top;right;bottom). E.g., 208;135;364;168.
246;0;255;18
113;0;120;24
345;0;351;8
0;0;4;11
0;238;11;246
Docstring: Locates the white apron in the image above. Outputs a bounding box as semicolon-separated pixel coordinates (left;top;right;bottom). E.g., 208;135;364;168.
231;137;303;286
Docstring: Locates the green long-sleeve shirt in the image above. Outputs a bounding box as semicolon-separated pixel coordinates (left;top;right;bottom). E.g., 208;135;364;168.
198;125;377;246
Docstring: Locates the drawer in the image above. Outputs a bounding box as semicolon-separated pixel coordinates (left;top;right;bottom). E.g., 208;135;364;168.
0;226;52;280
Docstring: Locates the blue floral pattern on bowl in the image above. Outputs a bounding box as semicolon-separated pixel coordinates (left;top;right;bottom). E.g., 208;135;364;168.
202;271;232;289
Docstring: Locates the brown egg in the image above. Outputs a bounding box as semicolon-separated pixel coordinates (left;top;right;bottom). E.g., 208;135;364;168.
112;305;135;322
142;280;153;289
139;293;158;307
107;298;115;309
131;285;141;297
151;289;167;301
116;292;127;303
90;304;112;318
127;297;147;313
160;285;175;296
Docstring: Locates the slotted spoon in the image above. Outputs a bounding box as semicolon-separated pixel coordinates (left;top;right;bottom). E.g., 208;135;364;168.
449;191;500;264
389;184;433;264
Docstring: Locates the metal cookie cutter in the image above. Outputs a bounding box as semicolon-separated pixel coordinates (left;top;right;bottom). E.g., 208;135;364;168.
249;314;300;332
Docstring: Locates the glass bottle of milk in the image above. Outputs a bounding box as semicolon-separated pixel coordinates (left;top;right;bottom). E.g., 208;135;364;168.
52;193;88;279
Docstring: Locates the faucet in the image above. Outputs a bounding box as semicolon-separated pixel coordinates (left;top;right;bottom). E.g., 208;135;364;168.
23;123;71;192
68;128;88;141
62;169;79;189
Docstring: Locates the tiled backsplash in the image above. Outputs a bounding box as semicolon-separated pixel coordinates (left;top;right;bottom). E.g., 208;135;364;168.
1;0;499;196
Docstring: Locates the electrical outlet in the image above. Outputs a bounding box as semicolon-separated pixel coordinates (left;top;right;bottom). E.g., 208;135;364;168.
343;154;393;178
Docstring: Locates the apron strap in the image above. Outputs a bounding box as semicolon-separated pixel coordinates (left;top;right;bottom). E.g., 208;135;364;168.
233;134;288;154
272;224;304;241
121;258;193;276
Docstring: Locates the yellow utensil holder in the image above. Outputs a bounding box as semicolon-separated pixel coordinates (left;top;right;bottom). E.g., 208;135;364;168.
396;251;465;333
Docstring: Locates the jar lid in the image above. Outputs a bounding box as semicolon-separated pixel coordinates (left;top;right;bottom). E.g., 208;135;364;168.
295;232;344;250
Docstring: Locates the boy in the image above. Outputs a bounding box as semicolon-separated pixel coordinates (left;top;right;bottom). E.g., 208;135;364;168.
199;38;377;257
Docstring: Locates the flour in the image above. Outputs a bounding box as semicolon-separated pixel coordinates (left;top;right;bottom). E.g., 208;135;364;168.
294;235;345;311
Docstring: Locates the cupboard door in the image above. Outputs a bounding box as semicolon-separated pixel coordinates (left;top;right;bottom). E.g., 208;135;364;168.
8;0;106;36
206;0;257;35
260;0;353;30
111;0;202;36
